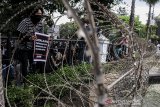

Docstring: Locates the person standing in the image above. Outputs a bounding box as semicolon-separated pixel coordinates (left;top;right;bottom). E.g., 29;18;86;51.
16;6;44;79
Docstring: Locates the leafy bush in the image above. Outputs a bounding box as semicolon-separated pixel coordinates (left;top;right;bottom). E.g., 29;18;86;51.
7;63;92;106
119;15;146;38
59;22;78;39
27;63;92;96
7;86;34;107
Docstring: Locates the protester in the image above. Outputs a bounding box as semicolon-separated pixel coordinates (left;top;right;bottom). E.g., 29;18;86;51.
16;6;44;80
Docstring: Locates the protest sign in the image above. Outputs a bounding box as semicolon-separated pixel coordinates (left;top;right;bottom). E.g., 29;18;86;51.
33;32;50;62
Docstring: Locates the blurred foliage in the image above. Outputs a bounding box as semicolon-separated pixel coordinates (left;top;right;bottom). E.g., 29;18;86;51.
59;22;78;39
141;0;160;6
7;63;92;106
0;0;80;34
103;59;132;74
7;86;34;107
119;15;148;38
0;0;122;35
91;0;123;10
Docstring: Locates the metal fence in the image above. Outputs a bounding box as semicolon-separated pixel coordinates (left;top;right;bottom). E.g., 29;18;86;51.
1;36;128;67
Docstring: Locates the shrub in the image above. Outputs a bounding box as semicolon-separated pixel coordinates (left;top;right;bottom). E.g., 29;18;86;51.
7;63;92;106
7;86;34;107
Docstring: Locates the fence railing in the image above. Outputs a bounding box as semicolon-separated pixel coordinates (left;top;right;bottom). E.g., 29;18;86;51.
1;36;129;66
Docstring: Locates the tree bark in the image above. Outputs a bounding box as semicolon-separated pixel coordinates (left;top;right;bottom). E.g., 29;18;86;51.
146;3;152;40
128;0;136;58
129;0;136;31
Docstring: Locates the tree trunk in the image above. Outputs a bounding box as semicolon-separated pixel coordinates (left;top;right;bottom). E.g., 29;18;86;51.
0;33;5;107
129;0;136;31
150;6;155;39
129;0;136;57
146;3;152;40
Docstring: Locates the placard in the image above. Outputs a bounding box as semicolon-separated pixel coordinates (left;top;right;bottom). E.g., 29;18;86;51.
33;32;50;62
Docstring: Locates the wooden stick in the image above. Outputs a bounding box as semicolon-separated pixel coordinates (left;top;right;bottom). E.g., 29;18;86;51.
107;68;134;90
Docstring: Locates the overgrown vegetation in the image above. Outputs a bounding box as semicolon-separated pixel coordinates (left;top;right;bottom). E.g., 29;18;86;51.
119;15;147;38
7;63;92;107
59;22;78;39
103;59;133;74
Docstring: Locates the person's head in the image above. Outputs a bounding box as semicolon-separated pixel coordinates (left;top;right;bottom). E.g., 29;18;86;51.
30;6;44;24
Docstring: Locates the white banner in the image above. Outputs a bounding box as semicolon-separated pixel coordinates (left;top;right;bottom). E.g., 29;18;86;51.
33;32;50;62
